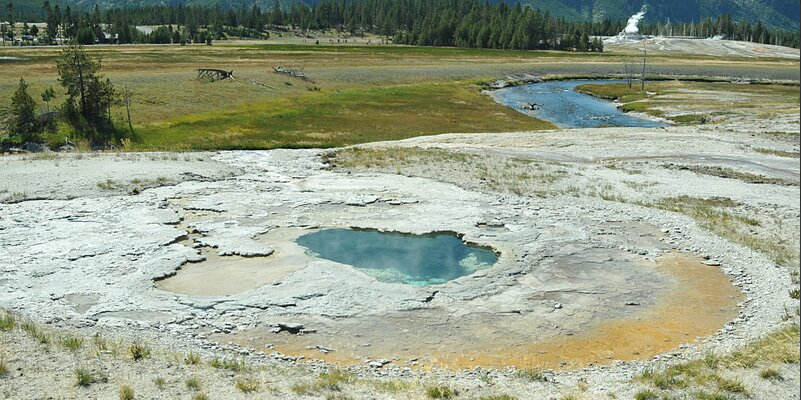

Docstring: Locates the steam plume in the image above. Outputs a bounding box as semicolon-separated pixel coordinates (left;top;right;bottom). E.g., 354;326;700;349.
623;6;647;35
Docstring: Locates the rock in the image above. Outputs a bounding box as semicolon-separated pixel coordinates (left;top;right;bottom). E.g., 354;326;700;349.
345;196;379;206
272;323;305;334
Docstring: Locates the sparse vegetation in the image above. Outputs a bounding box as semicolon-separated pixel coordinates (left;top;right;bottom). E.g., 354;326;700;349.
0;313;15;331
759;368;784;381
129;341;151;361
61;336;84;351
292;369;356;394
427;384;458;399
185;352;201;365
648;196;799;270
209;357;246;372
92;333;110;351
664;164;798;186
75;368;95;387
185;377;201;391
634;390;659;400
636;325;799;395
371;379;413;393
21;322;50;345
97;179;118;190
515;367;549;382
753;147;801;158
119;385;135;400
235;377;260;393
577;81;801;124
154;377;166;390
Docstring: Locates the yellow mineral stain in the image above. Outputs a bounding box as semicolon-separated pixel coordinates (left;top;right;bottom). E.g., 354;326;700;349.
232;252;742;370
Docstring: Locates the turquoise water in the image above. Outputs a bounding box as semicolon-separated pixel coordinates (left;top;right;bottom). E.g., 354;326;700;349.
296;228;498;286
492;79;668;128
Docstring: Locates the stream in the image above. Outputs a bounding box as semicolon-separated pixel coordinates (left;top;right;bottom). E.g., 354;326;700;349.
492;79;668;128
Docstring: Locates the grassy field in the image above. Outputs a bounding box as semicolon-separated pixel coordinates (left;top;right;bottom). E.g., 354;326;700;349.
576;80;801;123
0;43;799;150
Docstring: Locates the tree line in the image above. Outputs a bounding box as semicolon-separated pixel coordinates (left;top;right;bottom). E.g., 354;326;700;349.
638;14;800;48
4;0;798;49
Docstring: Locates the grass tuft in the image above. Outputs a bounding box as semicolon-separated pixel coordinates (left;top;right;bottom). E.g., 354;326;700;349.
427;384;458;399
185;377;201;391
21;322;50;345
119;385;135;400
292;369;356;394
515;367;549;382
235;378;260;393
153;377;166;390
75;368;95;387
185;352;201;365
61;336;84;351
129;341;151;361
209;357;247;372
0;313;15;331
633;390;659;400
758;367;784;381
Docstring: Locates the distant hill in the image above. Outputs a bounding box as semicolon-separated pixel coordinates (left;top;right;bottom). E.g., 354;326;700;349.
8;0;800;30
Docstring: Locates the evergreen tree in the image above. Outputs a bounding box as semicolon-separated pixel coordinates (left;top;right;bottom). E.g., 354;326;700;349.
10;78;39;142
55;45;118;144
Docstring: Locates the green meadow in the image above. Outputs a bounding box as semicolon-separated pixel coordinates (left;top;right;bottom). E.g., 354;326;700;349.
0;43;798;150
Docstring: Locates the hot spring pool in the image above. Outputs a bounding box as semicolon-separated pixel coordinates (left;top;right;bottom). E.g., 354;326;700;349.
296;228;498;286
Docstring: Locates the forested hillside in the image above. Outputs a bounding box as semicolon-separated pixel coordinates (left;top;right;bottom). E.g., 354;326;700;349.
4;0;798;48
7;0;800;30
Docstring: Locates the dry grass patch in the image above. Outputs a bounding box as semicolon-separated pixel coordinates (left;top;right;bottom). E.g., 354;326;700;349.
648;196;799;270
636;325;799;396
291;369;356;395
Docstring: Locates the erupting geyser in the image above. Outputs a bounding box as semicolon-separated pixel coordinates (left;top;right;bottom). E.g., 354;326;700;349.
622;6;647;36
604;5;648;44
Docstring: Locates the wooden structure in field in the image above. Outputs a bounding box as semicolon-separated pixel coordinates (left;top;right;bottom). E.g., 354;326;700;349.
272;65;314;83
196;68;235;81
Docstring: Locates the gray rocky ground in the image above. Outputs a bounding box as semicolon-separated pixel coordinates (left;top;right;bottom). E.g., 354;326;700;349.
0;100;799;399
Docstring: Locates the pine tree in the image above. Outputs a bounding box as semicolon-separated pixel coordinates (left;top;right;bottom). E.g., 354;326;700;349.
56;45;118;143
10;78;39;142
